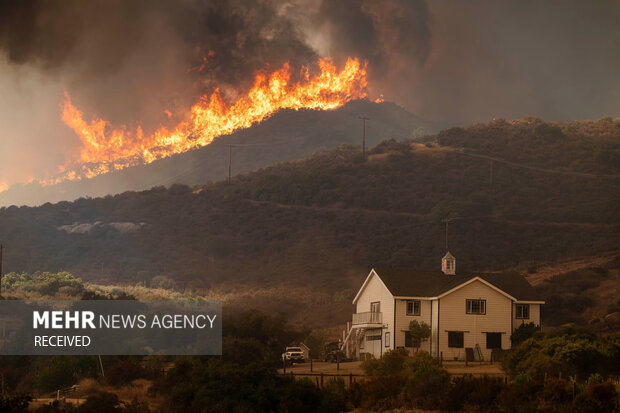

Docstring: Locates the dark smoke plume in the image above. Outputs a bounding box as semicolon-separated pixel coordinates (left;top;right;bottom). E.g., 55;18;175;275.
1;0;620;187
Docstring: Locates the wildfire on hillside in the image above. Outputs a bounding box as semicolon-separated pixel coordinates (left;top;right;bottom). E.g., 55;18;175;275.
50;57;368;185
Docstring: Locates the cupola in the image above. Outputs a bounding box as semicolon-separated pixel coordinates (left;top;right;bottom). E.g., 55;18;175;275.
441;252;456;275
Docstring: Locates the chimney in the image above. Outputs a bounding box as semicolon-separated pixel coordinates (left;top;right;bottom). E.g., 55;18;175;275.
441;252;456;275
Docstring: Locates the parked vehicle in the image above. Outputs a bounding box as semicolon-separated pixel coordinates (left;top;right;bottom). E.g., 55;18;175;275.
282;346;305;364
323;341;345;363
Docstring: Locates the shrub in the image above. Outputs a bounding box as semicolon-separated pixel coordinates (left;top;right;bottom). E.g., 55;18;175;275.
150;275;176;290
503;332;620;380
361;348;409;376
105;359;149;387
537;377;572;412
511;322;541;346
573;381;619;413
0;393;31;413
2;272;84;297
320;377;348;413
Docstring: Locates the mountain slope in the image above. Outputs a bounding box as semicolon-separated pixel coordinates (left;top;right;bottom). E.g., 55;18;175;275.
0;117;618;327
0;100;441;207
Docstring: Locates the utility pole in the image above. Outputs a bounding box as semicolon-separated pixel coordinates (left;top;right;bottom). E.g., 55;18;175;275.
227;145;234;184
358;116;370;160
442;219;454;250
98;355;105;377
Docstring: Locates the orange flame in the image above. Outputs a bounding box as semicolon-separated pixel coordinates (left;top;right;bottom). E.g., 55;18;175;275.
54;57;368;184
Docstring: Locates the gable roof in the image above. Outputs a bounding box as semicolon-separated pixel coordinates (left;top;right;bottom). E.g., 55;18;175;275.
372;268;543;302
352;269;391;304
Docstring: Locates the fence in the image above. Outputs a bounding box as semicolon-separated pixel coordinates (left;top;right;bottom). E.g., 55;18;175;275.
282;371;366;388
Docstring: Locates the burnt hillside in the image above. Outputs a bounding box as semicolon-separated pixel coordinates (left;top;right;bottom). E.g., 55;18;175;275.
0;99;440;207
0;117;618;296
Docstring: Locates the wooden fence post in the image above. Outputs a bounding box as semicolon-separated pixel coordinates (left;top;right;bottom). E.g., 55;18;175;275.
349;373;353;388
320;373;324;388
310;358;313;372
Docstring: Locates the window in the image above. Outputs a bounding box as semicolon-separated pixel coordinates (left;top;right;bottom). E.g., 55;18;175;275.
515;304;530;319
367;335;381;341
466;299;486;315
448;331;464;348
370;302;380;313
446;260;453;270
486;333;502;349
385;332;390;347
404;332;412;347
406;300;421;316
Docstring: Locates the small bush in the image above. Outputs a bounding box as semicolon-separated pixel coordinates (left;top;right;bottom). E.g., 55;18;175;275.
2;272;84;297
150;275;176;290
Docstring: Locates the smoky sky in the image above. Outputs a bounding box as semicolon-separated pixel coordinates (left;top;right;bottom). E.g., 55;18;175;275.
0;0;620;186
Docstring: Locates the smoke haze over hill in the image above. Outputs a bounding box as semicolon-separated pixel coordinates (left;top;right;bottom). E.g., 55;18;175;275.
0;0;619;188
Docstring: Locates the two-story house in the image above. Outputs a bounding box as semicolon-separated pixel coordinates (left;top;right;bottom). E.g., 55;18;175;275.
342;252;544;361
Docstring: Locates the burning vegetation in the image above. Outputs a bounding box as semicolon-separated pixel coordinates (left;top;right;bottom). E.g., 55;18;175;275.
54;58;368;184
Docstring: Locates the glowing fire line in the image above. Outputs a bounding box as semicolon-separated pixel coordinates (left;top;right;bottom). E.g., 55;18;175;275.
50;57;368;185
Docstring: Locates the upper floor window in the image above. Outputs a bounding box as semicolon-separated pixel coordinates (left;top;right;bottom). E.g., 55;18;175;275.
466;299;486;315
370;302;380;313
406;300;421;316
515;304;530;319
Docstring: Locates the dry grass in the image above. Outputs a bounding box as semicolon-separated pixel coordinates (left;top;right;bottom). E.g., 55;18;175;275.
78;378;162;409
29;378;163;411
524;252;619;286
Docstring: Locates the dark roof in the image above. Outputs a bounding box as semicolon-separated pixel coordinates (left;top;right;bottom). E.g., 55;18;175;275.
372;268;543;301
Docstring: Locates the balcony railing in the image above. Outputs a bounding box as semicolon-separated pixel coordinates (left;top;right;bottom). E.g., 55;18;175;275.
352;311;383;325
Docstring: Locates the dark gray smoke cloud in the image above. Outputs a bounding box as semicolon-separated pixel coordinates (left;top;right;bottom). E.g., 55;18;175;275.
0;0;318;127
0;0;619;186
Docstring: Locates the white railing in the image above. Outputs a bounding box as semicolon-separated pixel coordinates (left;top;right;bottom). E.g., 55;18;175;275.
352;311;382;325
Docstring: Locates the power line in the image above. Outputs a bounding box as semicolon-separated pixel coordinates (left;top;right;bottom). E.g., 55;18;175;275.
237;196;620;244
141;137;306;189
449;149;620;179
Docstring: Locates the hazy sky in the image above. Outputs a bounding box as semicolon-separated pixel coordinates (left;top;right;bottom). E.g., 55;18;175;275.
1;0;619;187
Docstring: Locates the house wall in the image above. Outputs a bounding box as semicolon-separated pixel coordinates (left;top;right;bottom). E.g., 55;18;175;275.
438;279;513;361
394;299;431;353
355;271;394;357
431;299;439;357
512;302;541;329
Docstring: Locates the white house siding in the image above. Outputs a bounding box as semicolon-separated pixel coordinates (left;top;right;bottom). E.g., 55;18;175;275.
394;299;431;353
355;271;394;358
430;299;439;357
438;279;512;361
512;302;541;330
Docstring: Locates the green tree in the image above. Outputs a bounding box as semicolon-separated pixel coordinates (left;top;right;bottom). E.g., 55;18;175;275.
408;320;431;349
510;322;540;346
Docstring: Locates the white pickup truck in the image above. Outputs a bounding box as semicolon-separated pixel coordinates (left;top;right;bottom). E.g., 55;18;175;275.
281;346;305;364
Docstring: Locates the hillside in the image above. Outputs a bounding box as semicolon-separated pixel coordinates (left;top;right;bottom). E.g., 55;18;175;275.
0;99;440;207
0;117;619;327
